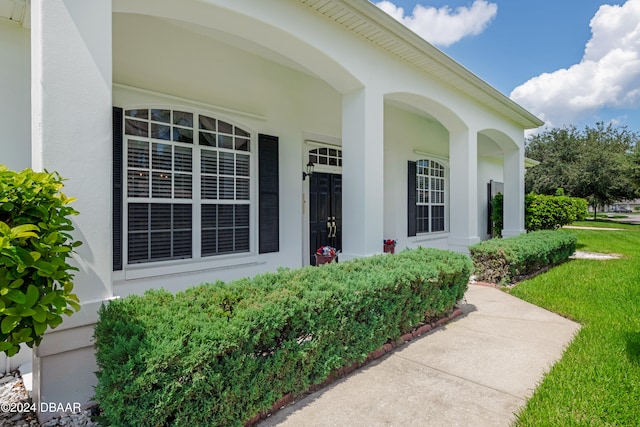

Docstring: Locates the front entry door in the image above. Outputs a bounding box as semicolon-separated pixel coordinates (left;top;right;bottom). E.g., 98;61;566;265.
309;172;342;265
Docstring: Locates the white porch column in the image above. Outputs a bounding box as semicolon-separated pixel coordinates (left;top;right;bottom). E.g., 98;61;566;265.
448;129;480;252
31;0;112;421
502;146;526;237
340;87;384;260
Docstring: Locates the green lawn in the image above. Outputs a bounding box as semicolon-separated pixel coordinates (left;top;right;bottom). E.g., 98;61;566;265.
510;225;640;426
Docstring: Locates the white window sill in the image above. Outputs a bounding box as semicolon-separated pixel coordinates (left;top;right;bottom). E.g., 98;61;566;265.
412;231;449;243
113;253;263;281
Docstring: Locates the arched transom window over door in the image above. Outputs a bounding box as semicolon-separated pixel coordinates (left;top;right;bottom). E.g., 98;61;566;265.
309;147;342;167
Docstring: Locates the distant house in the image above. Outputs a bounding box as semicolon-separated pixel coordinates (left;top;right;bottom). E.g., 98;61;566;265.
0;0;542;420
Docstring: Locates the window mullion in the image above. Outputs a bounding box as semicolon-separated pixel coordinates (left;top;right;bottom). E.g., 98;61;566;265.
193;124;202;260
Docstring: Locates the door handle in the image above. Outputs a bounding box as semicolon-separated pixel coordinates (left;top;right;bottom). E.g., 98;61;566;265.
327;217;332;236
331;217;337;238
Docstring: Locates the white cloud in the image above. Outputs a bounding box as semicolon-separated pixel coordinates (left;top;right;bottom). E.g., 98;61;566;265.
374;1;498;47
511;0;640;129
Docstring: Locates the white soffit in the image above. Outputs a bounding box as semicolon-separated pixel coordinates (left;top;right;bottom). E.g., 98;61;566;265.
0;0;25;24
298;0;544;129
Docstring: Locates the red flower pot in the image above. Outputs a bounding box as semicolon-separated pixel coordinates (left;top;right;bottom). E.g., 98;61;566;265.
315;254;336;265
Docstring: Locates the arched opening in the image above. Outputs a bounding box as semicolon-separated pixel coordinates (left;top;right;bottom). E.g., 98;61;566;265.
477;128;524;239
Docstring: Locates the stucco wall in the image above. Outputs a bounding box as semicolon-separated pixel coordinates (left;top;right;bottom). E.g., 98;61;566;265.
0;19;30;171
23;0;530;419
110;1;528;258
383;103;450;251
0;19;35;377
112;13;343;297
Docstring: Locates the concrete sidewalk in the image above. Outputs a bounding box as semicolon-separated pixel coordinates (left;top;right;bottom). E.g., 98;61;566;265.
259;284;580;427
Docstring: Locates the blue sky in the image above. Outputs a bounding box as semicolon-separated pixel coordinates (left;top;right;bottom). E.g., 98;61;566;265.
372;0;640;133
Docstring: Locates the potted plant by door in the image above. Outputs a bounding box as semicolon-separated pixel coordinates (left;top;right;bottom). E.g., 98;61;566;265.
383;239;397;254
315;245;337;265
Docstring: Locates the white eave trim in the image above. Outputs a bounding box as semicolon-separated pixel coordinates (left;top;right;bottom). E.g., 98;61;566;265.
298;0;544;130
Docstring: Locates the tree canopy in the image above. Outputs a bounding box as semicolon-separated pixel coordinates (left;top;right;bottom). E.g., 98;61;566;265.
525;122;640;211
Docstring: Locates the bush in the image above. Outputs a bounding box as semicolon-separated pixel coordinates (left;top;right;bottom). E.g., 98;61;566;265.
490;193;504;237
525;193;587;231
491;193;587;236
469;230;577;285
94;248;471;427
0;166;81;356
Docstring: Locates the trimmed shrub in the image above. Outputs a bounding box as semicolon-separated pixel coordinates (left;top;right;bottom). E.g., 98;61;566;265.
491;193;588;236
0;166;81;356
525;193;587;231
469;230;577;285
94;248;471;427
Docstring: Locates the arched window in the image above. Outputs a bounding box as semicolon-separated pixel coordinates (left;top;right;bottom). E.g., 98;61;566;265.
123;108;251;264
416;159;446;233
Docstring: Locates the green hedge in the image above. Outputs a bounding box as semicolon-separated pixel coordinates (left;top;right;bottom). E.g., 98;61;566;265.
491;193;588;236
525;193;587;231
94;248;471;427
469;230;577;285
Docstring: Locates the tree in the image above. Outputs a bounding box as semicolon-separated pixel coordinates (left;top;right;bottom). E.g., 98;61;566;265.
631;143;640;194
525;123;639;218
525;126;583;195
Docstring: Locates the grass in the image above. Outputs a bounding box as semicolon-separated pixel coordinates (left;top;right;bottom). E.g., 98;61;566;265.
510;224;640;426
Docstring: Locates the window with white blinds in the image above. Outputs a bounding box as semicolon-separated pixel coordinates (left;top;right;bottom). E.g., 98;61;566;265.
416;159;446;233
124;108;251;264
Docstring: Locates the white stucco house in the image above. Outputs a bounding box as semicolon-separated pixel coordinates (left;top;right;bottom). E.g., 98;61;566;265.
0;0;543;420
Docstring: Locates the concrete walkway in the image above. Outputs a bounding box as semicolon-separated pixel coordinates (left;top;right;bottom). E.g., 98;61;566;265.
259;284;580;427
564;225;625;230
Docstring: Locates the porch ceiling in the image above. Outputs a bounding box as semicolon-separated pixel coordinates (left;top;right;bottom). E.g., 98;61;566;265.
478;134;504;157
297;0;544;130
158;17;315;78
385;99;438;122
0;0;25;25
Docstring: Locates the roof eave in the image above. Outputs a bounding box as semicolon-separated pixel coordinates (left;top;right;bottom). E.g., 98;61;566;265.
298;0;544;130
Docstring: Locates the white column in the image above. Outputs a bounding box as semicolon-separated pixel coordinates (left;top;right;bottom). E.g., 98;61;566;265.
340;87;384;260
0;19;31;171
448;129;480;252
502;146;526;237
31;0;112;422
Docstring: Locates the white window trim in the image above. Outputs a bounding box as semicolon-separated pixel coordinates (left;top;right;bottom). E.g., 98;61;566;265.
414;156;449;235
121;105;258;275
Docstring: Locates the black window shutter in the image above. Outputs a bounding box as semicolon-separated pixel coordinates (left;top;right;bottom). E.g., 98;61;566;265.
113;107;123;270
487;181;492;235
407;161;417;237
258;134;279;253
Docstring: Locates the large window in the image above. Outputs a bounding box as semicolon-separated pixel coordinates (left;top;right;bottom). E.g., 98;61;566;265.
124;108;251;264
416;159;446;233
